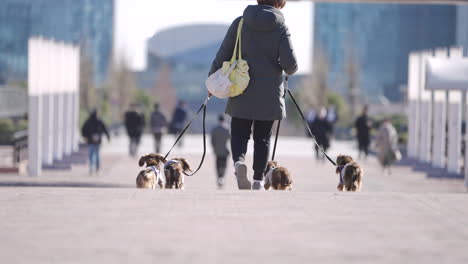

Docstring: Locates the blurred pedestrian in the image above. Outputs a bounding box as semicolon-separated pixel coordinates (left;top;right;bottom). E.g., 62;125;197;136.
124;104;145;157
81;110;110;174
355;106;372;159
310;108;332;161
169;101;188;147
211;114;231;188
150;103;168;153
306;108;316;124
326;105;338;134
376;118;401;174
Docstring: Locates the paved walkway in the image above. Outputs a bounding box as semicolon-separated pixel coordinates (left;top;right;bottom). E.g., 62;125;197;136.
0;135;467;263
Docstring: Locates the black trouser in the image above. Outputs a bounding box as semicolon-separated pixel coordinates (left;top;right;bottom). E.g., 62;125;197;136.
216;156;228;178
315;145;329;160
358;141;369;157
231;117;274;181
129;136;141;157
153;132;163;153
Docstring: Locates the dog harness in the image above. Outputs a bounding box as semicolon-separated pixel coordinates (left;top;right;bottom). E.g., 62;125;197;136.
265;166;277;186
338;163;352;185
149;166;164;187
164;160;184;184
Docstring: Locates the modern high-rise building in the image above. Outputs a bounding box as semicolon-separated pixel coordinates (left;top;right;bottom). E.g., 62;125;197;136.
0;0;114;84
314;4;457;102
457;5;468;49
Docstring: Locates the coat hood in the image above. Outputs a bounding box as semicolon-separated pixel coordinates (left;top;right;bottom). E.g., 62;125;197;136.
243;5;284;32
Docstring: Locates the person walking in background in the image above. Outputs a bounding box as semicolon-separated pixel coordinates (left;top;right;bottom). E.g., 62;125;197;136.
327;105;338;133
81;110;110;175
209;0;298;190
169;101;188;147
124;103;145;157
211;114;231;188
375;118;401;174
150;103;168;153
310;108;332;161
355;105;372;159
306;108;316;124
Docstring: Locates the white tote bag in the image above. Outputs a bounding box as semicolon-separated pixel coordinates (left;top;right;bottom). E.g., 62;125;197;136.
205;61;237;99
206;18;249;99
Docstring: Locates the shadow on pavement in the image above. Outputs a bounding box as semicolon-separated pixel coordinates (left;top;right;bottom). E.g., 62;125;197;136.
0;182;133;188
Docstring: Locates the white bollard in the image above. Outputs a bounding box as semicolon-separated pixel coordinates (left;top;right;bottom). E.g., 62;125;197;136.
432;49;448;168
418;52;432;163
447;47;464;174
53;42;65;161
71;47;81;152
407;53;421;159
28;38;43;177
465;89;468;189
63;44;73;157
42;40;55;166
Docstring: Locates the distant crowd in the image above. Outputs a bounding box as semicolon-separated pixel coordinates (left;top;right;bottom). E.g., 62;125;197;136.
306;105;401;173
81;102;400;181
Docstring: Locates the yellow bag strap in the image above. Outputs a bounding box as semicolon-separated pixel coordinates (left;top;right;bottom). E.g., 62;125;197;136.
230;18;244;63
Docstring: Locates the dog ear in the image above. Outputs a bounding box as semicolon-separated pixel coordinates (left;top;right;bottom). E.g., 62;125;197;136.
151;153;167;164
138;155;149;167
178;158;192;172
336;155;345;166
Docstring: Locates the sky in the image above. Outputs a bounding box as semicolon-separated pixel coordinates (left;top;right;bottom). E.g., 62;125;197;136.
115;0;313;73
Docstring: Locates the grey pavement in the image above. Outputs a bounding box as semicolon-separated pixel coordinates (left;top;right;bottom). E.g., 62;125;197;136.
0;135;467;263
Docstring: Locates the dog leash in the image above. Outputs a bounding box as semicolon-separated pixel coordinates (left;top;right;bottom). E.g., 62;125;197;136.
271;120;281;161
285;75;337;166
164;96;211;176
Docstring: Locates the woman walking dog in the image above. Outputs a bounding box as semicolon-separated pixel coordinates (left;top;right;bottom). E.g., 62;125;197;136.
209;0;297;190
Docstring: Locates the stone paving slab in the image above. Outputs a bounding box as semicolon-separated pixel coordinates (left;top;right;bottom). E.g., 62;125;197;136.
1;136;467;263
0;188;467;264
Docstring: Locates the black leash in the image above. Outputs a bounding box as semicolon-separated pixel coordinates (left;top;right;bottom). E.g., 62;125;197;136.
271;120;281;161
164;96;211;176
285;76;337;166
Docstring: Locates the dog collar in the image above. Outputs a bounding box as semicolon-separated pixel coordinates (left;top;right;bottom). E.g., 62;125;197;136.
149;166;161;180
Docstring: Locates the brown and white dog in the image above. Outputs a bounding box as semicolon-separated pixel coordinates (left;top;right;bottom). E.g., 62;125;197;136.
336;155;363;192
264;161;293;191
163;158;192;189
136;153;167;189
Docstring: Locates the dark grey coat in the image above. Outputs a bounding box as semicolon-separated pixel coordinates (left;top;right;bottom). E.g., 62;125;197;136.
209;5;298;121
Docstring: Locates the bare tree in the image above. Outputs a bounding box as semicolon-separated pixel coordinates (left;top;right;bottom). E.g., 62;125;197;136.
79;49;96;112
154;61;177;114
106;55;137;124
297;44;329;110
344;39;360;119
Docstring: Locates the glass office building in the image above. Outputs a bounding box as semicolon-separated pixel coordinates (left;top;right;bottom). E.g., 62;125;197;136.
0;0;113;84
314;4;457;102
457;5;468;49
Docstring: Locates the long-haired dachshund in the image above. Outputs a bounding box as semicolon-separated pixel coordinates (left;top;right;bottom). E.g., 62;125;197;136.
336;155;363;192
264;161;293;191
136;153;167;189
164;158;192;189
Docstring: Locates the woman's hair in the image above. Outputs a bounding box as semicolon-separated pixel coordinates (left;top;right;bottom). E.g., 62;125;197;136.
257;0;286;9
